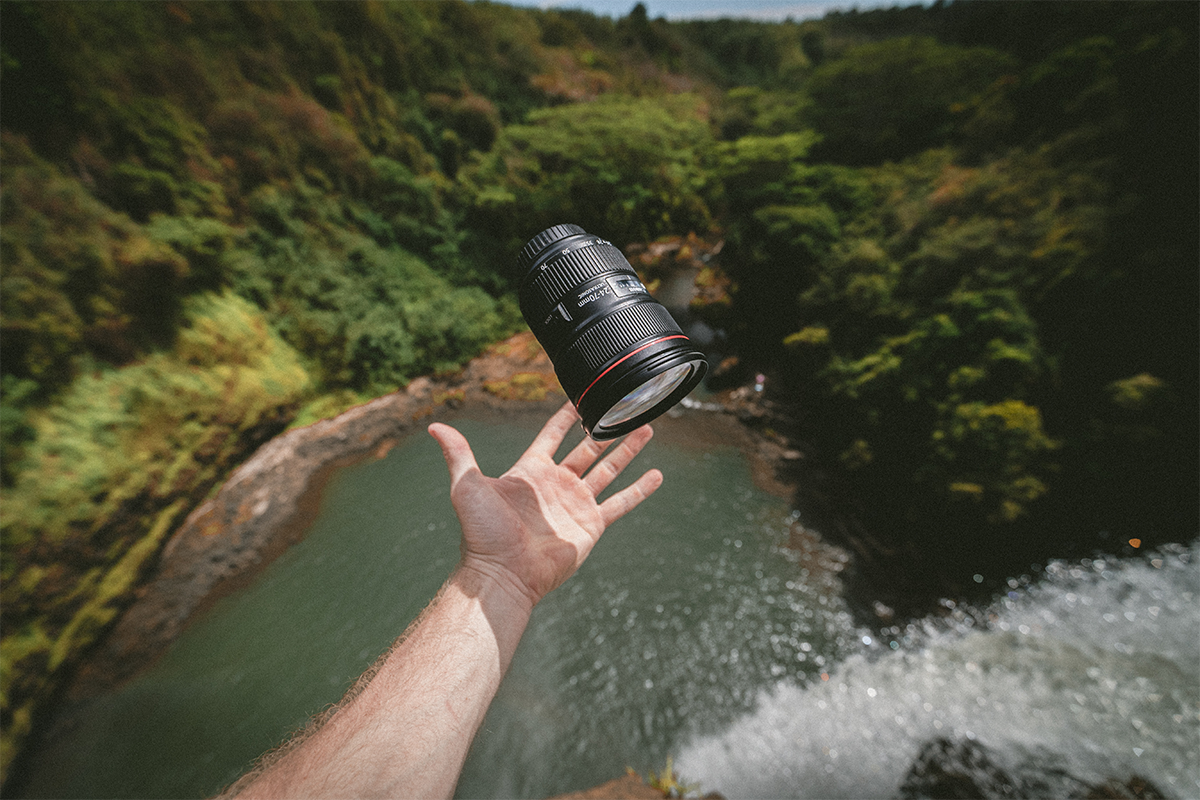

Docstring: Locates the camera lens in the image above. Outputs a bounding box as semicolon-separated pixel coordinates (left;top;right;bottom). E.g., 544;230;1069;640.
518;224;707;440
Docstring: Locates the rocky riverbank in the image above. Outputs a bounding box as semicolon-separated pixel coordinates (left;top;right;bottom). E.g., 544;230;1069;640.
26;328;836;800
64;330;835;702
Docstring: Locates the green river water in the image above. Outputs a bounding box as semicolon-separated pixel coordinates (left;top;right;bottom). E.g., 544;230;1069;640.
16;410;1199;799
19;411;854;799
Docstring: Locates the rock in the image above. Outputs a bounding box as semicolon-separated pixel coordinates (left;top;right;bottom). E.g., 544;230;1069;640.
897;737;1021;799
546;771;725;800
896;737;1168;800
405;376;433;398
1078;776;1167;799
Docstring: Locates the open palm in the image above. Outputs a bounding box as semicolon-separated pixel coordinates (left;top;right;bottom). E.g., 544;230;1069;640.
428;403;662;607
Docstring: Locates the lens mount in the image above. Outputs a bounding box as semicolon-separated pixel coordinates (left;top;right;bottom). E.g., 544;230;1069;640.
518;224;707;439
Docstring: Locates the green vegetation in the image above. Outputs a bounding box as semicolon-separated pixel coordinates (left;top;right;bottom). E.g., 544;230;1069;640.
1;0;1196;784
0;292;311;771
703;5;1197;578
466;93;716;250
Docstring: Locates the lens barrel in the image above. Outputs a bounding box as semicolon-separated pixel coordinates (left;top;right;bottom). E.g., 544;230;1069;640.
518;224;707;439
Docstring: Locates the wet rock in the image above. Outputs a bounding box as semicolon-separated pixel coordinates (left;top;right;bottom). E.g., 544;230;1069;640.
547;773;664;799
546;771;725;800
896;737;1168;800
1078;776;1167;799
897;737;1022;799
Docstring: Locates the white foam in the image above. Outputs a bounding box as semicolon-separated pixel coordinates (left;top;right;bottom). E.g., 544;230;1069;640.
677;543;1200;799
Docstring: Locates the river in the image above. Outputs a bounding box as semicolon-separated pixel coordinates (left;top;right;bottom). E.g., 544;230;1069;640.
14;410;1199;799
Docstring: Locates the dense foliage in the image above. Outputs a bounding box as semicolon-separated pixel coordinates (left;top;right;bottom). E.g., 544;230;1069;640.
702;3;1197;584
0;0;1195;785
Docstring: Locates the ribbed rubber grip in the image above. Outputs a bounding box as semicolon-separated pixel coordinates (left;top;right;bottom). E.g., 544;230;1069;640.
518;223;585;274
521;243;636;321
564;302;681;377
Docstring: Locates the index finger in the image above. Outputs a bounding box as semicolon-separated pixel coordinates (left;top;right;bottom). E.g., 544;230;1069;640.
522;402;582;460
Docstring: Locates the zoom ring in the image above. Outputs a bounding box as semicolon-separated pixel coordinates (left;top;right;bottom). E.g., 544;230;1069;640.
518;223;585;273
523;244;635;321
563;302;682;380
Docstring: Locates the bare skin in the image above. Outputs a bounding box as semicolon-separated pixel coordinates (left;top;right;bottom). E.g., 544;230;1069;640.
225;403;662;799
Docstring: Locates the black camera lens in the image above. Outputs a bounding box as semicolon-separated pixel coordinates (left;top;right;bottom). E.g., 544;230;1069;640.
518;224;707;440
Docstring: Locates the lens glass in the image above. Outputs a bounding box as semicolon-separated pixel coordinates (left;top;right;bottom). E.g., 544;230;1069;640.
596;362;696;430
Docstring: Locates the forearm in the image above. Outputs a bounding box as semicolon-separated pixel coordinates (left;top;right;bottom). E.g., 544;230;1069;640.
228;408;659;798
231;565;533;799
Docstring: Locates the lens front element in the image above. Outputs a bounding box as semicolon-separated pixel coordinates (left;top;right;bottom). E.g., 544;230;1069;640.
518;224;708;439
596;361;699;430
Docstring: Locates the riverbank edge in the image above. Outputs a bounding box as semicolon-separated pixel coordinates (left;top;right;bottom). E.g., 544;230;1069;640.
62;331;835;704
28;329;822;799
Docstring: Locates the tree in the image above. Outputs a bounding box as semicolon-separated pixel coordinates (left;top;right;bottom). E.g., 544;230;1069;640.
464;93;715;263
806;36;1017;164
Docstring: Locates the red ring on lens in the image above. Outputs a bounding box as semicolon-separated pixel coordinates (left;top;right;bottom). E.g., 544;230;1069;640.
574;335;689;408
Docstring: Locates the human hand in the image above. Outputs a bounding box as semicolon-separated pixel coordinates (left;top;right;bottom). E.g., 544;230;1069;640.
428;402;662;611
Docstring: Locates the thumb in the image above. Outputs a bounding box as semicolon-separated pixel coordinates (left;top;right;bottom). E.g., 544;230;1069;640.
428;422;481;487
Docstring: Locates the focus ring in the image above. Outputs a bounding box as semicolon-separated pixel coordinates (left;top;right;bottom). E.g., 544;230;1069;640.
565;302;681;377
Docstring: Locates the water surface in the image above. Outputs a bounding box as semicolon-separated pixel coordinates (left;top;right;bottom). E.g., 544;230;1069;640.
17;411;1198;799
21;411;851;798
678;543;1200;798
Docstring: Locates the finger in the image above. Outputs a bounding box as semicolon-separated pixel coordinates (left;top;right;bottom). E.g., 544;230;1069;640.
428;422;481;487
583;424;653;495
598;468;664;527
522;402;580;461
559;433;612;477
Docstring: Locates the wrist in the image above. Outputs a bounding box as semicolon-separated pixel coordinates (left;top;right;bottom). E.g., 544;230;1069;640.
451;559;538;624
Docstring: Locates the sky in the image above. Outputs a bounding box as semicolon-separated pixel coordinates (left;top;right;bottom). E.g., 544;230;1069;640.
492;0;911;22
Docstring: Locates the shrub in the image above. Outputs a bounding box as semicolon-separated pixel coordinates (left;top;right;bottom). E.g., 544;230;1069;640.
0;136;190;388
229;211;520;393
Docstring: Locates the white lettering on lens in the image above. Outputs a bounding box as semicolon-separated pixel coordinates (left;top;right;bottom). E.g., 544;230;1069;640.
577;285;611;307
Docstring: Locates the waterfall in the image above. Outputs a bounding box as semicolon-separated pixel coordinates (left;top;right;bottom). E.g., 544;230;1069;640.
677;542;1199;799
